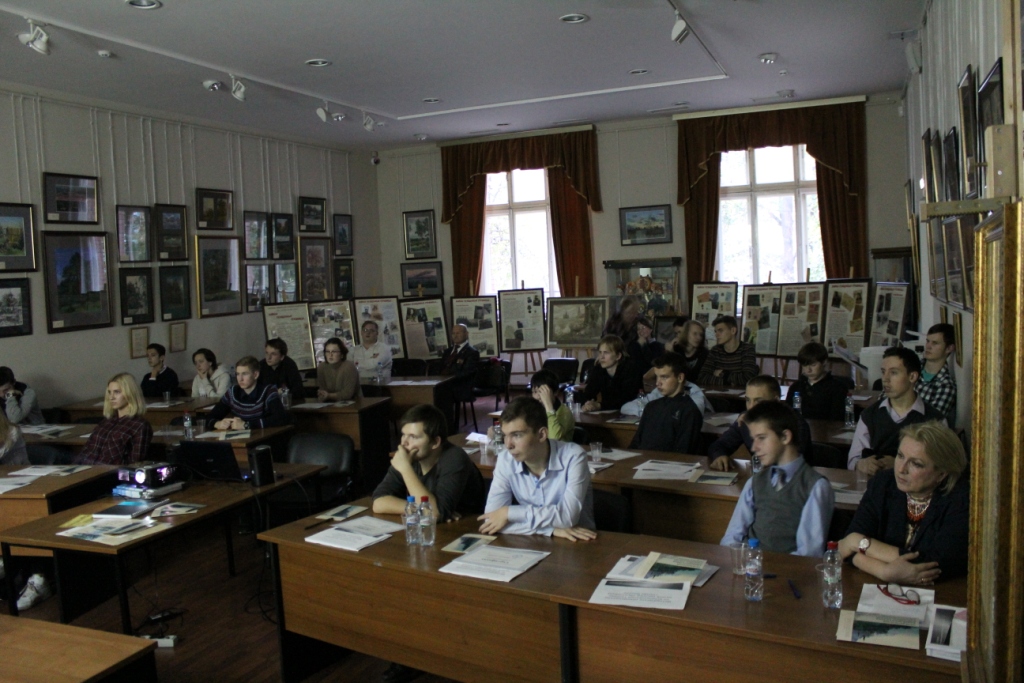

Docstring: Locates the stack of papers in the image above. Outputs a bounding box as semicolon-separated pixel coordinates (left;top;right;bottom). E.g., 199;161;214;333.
20;425;76;437
334;516;404;537
151;502;206;517
314;503;368;521
10;465;90;477
926;605;967;661
588;552;717;610
57;518;169;546
856;584;934;627
305;520;396;552
439;545;549;582
632;460;700;480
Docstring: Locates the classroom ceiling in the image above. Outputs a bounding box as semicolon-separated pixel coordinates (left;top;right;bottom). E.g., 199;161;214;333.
0;0;924;151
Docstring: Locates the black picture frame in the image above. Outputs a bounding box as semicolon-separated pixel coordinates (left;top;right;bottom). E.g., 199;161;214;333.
0;277;32;338
154;204;188;261
957;66;979;198
930;130;945;202
0;203;37;272
194;188;233;230
400;261;443;297
116;205;152;263
119;267;155;325
158;265;192;321
942;128;961;203
298;236;332;302
977;57;1004;195
333;259;354;300
42;172;99;224
942;216;966;309
271;213;295;260
274;262;297;303
298;197;327;233
243;211;270;260
196;236;242;318
43;231;112;333
619;205;673;246
403;209;437;259
921;129;936;204
245;263;271;313
333;214;353;256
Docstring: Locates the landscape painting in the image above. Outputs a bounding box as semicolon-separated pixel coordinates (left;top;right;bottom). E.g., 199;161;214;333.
401;261;443;297
0;278;31;338
403;210;437;259
197;237;241;317
43;231;112;333
619;205;672;246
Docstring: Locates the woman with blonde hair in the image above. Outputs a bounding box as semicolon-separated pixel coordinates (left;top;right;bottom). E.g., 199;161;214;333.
579;335;645;413
669;319;709;380
0;410;28;465
76;373;152;465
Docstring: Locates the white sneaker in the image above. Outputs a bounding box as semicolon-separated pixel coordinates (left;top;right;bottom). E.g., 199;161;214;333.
16;574;52;611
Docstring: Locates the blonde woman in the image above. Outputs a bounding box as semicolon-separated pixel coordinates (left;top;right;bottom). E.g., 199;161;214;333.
76;373;152;465
0;410;28;465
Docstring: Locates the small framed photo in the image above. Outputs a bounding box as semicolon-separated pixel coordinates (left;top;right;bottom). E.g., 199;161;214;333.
942;128;960;203
169;321;187;353
403;209;437;259
196;236;242;317
117;205;152;262
158;265;191;321
298;236;332;302
272;213;295;260
195;188;233;230
0;277;32;338
333;214;353;256
977;57;1004;194
119;267;155;325
243;211;270;260
333;259;354;299
401;261;443;297
246;263;272;312
298;197;326;232
129;326;149;359
957;66;978;198
154;204;188;261
619;205;673;246
0;203;37;272
43;172;99;224
274;263;298;303
43;231;112;333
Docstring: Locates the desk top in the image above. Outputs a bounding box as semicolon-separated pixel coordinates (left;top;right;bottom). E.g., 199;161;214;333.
59;396;221;414
21;424;294;450
0;463;117;500
286;395;390;414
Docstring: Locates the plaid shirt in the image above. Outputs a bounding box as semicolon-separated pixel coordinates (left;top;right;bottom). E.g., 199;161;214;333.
76;415;152;465
916;363;957;425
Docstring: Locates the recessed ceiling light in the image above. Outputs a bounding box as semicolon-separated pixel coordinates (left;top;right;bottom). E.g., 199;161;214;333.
305;58;331;67
560;13;589;24
779;69;788;76
674;101;688;106
97;50;116;58
496;123;510;127
759;53;778;64
413;134;428;141
777;89;795;99
422;97;440;104
629;69;649;76
125;0;162;8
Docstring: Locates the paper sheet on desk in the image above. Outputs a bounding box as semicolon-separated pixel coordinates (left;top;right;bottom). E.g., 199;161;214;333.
834;490;865;505
0;478;33;494
152;428;185;437
9;465;89;477
439;546;549;582
20;425;76;436
334;516;404;536
148;401;186;408
589;579;691;610
606;416;639;425
290;402;333;409
704;414;739;427
305;527;390;552
315;504;367;521
588;462;613;475
632;460;699;480
385;380;414;385
852;394;873;401
599;448;639;462
465;433;490;444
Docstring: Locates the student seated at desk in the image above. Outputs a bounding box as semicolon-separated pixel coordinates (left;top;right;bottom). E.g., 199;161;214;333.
77;373;153;465
626;316;664;371
783;342;849;421
259;338;305;404
316;337;361;402
0;410;28;465
666;318;708;381
721;401;833;557
529;369;574;441
140;343;179;398
0;366;44;425
621;380;710;416
838;421;968;583
206;356;290;430
372;404;485;522
629;353;703;454
708;375;813;471
350;319;392;382
916;323;958;427
479;397;595;541
579;335;644;413
697;315;758;388
191;348;231;398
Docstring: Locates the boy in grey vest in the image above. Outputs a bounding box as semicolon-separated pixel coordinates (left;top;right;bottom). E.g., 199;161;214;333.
720;401;833;556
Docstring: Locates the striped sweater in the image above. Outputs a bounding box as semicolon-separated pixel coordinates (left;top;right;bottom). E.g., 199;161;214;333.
205;384;290;429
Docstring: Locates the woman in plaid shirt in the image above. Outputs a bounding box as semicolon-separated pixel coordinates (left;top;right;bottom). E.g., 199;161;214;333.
76;373;152;465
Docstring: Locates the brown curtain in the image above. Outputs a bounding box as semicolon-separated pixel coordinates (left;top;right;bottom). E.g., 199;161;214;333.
682;152;721;284
548;166;595;296
449;177;487;297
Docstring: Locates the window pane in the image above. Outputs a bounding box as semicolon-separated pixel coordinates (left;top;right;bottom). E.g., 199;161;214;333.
800;145;817;181
753;146;795;184
511;169;546;203
803;193;826;281
720;150;749;187
486;173;509;206
718;198;754;286
512;210;552;291
481;213;513;294
755;194;798;283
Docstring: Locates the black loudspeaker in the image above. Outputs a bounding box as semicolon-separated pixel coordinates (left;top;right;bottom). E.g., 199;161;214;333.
248;445;275;487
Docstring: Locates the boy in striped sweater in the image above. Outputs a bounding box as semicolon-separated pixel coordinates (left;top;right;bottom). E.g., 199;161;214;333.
206;356;290;430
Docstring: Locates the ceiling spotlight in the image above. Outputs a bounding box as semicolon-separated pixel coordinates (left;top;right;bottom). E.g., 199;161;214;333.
629;68;649;76
203;80;224;92
777;89;795;99
97;50;116;59
362;112;376;132
305;58;331;67
671;11;689;44
759;53;778;64
422;97;440;104
316;101;346;123
413;134;428;141
332;112;346;122
230;75;246;102
125;0;162;8
560;13;590;24
18;19;50;56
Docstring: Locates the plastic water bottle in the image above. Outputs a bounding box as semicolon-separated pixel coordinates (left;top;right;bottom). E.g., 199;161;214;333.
744;538;763;602
182;410;193;440
844;393;856;427
418;496;436;546
792;391;802;414
751;455;762;473
375;362;384;384
492;421;504;453
403;496;421;545
823;541;843;608
280;388;291;409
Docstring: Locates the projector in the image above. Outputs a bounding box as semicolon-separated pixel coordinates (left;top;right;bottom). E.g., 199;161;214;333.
117;462;178;488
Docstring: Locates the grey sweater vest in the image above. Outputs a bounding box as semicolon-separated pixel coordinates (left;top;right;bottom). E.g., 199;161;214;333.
749;462;823;554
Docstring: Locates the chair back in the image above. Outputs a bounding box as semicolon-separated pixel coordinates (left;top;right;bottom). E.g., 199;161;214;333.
474;362;508;392
593;489;631;533
286;432;356;478
541;358;579;386
572;426;590;446
580;358;596;385
393;358;428;377
807;442;846;469
26;443;74;465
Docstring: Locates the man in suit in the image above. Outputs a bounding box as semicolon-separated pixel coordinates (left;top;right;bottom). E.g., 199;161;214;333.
439;324;480;430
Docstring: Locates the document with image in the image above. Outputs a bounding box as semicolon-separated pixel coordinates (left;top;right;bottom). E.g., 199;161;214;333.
630;552;706;583
589;579;692;610
335;516;404;536
305;526;391;552
439;545;549;582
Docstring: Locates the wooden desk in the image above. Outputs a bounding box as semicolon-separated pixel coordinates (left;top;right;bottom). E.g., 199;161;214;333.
364;375;458;429
59;396;221;428
702;386;881;413
0;614;157;682
259;506;960;683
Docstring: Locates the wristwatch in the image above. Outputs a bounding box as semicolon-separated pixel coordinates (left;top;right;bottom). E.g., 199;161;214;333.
858;538;871;554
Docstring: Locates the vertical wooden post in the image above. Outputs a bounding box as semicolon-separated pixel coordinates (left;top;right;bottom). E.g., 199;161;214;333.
574;276;579;297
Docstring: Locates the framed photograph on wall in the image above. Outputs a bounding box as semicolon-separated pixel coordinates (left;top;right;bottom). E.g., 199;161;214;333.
942;128;961;203
546;297;607;348
298;236;332;302
927;218;947;302
957;66;979;197
959;213;978;310
272;213;295;260
399;298;450;360
0;203;37;272
333;214;353;256
116;205;152;263
119;267;154;325
353;297;405;359
153;204;188;262
400;261;443;298
196;236;241;317
929;130;945;202
497;288;546;353
169;321;187;353
451;296;498;357
943;216;967;309
158;265;191;321
333;259;354;300
129;326;149;359
243;211;270;260
245;263;272;313
298;197;326;232
195;188;233;230
43;173;98;224
921;129;936;204
619;205;672;246
977;57;1003;195
403;209;437;259
0;278;32;338
274;262;297;303
43;231;112;333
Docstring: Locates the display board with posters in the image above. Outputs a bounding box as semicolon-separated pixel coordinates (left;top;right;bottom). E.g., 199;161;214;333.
353;297;405;360
740;285;781;355
547;297;607;348
309;300;355;364
399;298;450;360
823;279;872;359
869;282;909;347
497;288;546;353
451;296;498;358
775;282;827;358
690;282;738;346
262;302;315;371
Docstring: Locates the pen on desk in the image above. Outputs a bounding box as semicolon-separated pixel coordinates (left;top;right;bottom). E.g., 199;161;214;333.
787;579;802;599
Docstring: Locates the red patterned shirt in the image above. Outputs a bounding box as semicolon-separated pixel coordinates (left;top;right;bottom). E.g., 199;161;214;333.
76;415;152;465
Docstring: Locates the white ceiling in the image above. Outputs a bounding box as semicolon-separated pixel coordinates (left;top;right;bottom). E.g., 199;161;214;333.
0;0;924;151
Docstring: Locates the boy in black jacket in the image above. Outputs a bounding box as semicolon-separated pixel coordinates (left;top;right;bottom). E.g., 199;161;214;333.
629;353;703;453
783;342;849;421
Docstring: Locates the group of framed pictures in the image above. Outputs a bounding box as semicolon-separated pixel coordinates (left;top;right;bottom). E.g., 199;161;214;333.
926;214;977;311
399;209;441;297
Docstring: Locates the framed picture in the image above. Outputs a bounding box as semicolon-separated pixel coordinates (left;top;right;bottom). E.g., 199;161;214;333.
271;213;295;260
823;279;871;358
0;203;37;272
942;217;966;309
169;321;187;353
690;282;738;346
451;296;498;357
959;213;978;311
129;326;149;359
921;129;935;204
116;205;152;263
775;282;826;358
43;231;112;333
401;261;443;298
952;311;963;368
196;236;241;317
333;259;354;300
403;209;437;259
939;306;948;325
546;297;607;348
619;205;672;246
262;303;316;370
153;204;188;261
497;288;546;353
298;236;332;302
274;262;297;303
119;267;154;325
43;172;98;224
333;214;353;256
977;58;1003;195
158;265;191;321
869;282;910;347
942;128;960;203
243;211;270;260
399;298;450;360
195;188;233;230
929;130;945;202
353;297;405;359
927;218;947;302
298;197;326;232
245;264;272;312
310;301;356;363
957;66;978;198
654;316;677;346
740;284;781;355
0;278;32;338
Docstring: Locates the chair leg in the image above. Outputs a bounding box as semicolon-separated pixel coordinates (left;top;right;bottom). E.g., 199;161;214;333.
471;402;479;433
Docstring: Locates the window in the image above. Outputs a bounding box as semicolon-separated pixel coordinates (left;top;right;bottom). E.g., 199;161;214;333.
717;145;825;289
481;169;561;298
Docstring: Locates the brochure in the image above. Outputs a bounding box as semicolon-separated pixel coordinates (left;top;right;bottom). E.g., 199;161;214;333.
442;534;496;554
305;527;391;552
926;605;967;662
438;546;549;582
836;610;920;650
630;552;706;583
314;504;368;521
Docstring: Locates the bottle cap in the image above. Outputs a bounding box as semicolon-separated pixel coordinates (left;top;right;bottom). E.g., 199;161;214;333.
421;496;429;502
748;538;759;548
407;495;415;502
827;541;838;549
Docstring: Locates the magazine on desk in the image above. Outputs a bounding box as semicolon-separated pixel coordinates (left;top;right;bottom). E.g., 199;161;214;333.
305;526;391;552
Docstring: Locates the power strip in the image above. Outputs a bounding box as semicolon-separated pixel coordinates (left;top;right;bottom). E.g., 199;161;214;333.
141;634;178;648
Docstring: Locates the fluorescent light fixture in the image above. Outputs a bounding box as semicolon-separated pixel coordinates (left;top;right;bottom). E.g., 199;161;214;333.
671;11;689;44
18;19;49;55
230;75;246;102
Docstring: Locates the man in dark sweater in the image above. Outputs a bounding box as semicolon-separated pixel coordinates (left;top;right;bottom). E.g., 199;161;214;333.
259;338;305;404
207;356;290;430
140;343;180;398
629;352;703;454
783;342;850;421
697;315;758;388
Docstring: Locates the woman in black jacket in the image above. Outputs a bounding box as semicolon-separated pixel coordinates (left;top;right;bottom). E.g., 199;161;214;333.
579;335;645;413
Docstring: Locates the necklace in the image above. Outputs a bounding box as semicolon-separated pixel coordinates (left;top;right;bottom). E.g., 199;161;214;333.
904;494;932;547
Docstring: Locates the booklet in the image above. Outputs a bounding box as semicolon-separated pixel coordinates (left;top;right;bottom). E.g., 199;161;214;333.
856;584;933;628
57;518;169;546
151;502;206;517
926;605;967;662
0;478;33;495
305;526;391;552
92;499;169;519
315;503;368;521
438;546;549;582
836;610;920;650
9;465;90;477
693;471;739;486
334;516;404;536
442;534;496;554
589;579;692;610
598;448;640;462
632;460;699;480
630;552;706;583
704;414;739;427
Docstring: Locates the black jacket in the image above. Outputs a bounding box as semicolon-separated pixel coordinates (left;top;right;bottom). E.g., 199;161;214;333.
579;357;645;412
258;356;305;403
140;367;180;398
708;414;815;462
629;393;704;454
440;343;481;401
784;373;850;422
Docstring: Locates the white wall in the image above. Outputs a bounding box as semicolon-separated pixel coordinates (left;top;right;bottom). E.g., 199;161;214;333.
0;88;375;408
866;93;912;250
